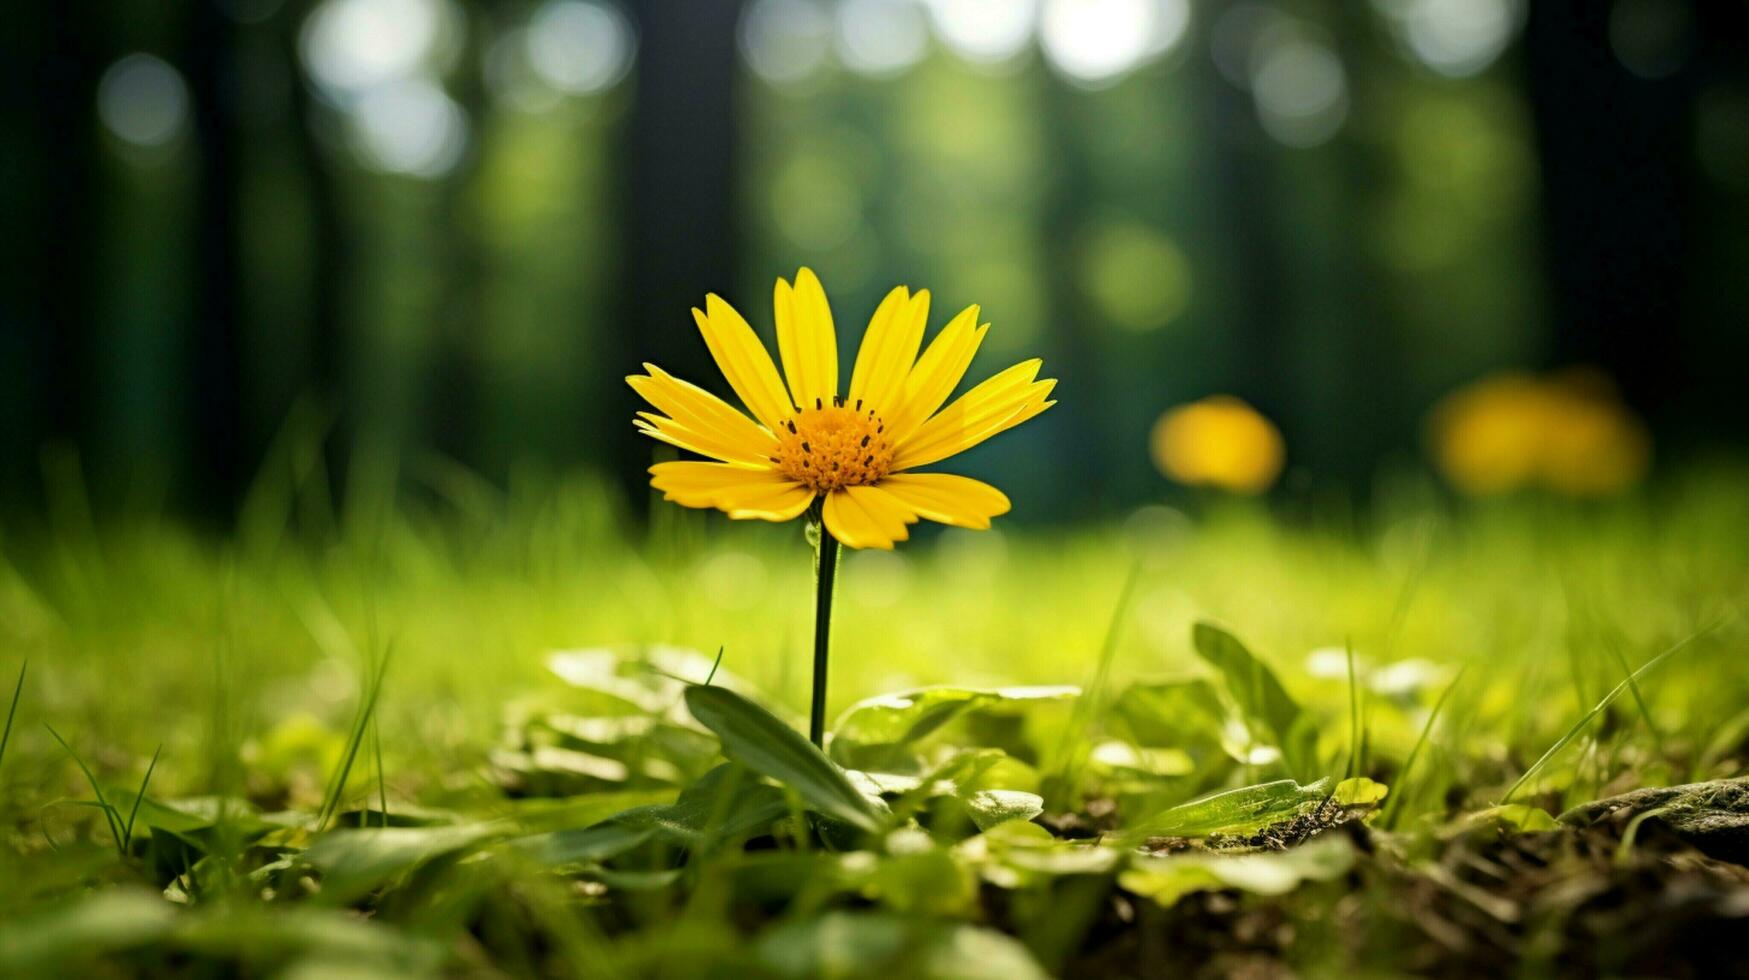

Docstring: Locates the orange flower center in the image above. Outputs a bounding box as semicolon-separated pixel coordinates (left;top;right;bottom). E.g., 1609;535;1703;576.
774;401;895;492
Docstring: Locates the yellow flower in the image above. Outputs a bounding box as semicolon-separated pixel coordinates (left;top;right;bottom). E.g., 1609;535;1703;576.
628;269;1056;549
1149;395;1284;494
1428;373;1551;496
1429;368;1650;497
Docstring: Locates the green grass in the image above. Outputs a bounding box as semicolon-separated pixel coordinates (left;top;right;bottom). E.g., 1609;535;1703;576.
0;464;1746;976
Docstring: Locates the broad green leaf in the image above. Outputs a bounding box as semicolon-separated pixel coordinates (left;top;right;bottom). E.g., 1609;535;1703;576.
105;793;284;837
958;789;1045;832
497;789;676;835
829;686;1079;766
601;764;792;849
169;904;442;970
1334;777;1389;806
1110;678;1230;749
303;823;500;899
1192;622;1303;742
685;685;883;833
957;821;1121;888
515;822;655;865
1125;778;1333;841
1120;834;1355;907
754;912;1050;980
0;890;176;972
866;845;980;916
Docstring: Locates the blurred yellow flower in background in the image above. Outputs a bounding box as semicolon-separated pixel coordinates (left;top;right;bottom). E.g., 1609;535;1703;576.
1150;396;1285;494
1429;368;1650;497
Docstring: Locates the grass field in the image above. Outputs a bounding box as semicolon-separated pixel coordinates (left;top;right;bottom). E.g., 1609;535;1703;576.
2;462;1747;977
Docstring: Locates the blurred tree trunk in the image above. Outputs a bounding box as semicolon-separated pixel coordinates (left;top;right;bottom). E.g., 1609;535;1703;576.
1191;44;1296;450
282;1;351;483
185;0;249;520
428;13;488;473
612;0;746;514
1040;80;1107;516
1;4;102;501
1522;0;1693;424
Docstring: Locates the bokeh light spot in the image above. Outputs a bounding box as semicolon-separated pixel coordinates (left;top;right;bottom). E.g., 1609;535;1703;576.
1608;0;1693;81
835;0;930;78
924;0;1038;67
97;53;191;150
348;78;469;177
1039;0;1155;86
1379;0;1520;79
526;0;636;95
1251;33;1348;147
1081;220;1192;332
300;0;453;100
739;0;832;85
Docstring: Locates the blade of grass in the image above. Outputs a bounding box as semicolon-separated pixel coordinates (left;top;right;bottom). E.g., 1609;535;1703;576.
1345;640;1361;779
1382;665;1468;830
372;716;388;829
1603;633;1664;756
1047;562;1141;808
317;648;393;831
121;744;163;850
43;723;124;854
0;660;25;772
1502;622;1720;804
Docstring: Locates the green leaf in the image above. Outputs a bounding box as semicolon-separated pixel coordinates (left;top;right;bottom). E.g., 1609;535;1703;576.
1462;804;1559;832
169;904;442;970
959;789;1045;832
515;822;655;865
957;821;1122;886
1120;834;1355;907
1109;678;1229;749
1124;778;1333;841
829;686;1078;768
754;912;1050;980
1334;777;1389;806
303;823;499;900
547;764;791;854
0;890;176;973
685;685;884;833
1191;622;1303;742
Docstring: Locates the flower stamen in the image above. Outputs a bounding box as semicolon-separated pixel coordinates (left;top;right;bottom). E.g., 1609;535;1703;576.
775;405;895;492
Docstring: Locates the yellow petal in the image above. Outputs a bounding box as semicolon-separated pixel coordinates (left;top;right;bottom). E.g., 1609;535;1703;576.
629;366;778;466
649;461;802;515
875;473;1011;529
882;305;986;445
892;360;1056;470
846;484;916;545
848;287;928;419
635;415;758;466
774;268;838;410
694;295;795;430
724;483;816;522
822;487;899;550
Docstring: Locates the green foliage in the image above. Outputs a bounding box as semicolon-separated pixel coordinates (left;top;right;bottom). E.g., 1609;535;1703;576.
829;685;1077;772
0;660;23;774
1120;835;1356;907
1190;622;1318;776
684;684;886;833
1;474;1745;975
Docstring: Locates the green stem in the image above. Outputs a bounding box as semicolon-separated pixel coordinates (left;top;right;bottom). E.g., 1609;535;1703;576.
809;516;841;749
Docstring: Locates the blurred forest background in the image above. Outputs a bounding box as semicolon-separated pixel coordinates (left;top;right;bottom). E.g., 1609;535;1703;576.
3;0;1747;523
